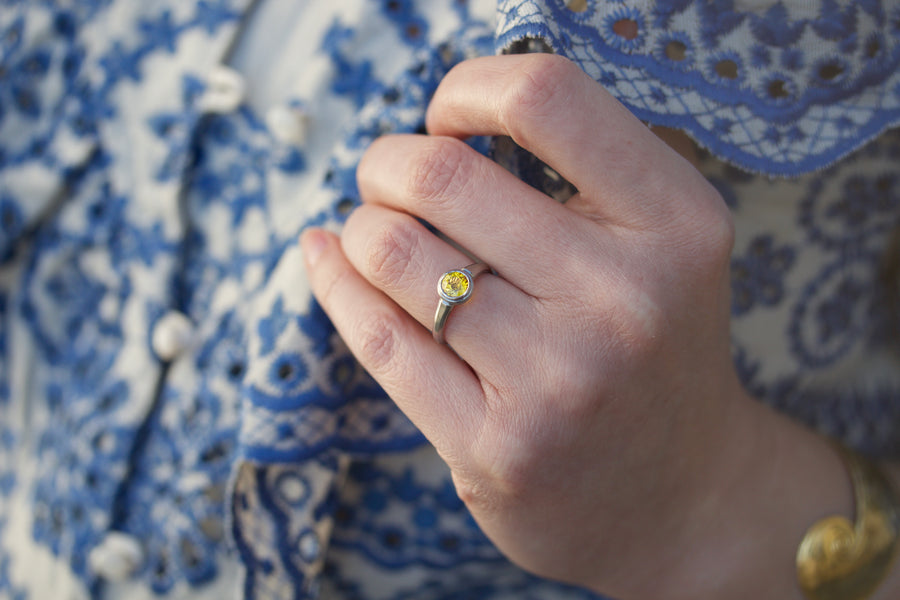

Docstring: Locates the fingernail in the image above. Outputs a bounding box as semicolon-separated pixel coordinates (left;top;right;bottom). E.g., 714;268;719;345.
301;229;328;267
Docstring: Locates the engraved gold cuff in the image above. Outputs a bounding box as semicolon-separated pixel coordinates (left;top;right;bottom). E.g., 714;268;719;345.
796;444;900;600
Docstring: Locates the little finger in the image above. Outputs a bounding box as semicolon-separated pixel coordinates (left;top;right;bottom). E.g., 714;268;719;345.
300;228;485;459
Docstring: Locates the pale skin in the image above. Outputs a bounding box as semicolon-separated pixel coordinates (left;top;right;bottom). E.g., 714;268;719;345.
300;54;900;599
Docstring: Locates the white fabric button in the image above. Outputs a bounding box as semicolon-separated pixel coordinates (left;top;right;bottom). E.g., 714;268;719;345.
266;104;310;146
151;311;194;361
298;529;319;562
198;65;245;113
88;533;144;582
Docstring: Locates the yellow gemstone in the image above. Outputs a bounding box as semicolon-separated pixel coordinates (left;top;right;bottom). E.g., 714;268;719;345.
440;271;469;298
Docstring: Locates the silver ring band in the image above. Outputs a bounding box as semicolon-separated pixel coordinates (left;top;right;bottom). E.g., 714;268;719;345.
433;262;490;344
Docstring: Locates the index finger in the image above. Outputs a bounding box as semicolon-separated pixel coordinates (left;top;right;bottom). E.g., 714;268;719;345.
425;54;719;229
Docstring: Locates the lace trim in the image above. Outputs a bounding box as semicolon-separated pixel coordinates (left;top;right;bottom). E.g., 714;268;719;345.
496;0;900;175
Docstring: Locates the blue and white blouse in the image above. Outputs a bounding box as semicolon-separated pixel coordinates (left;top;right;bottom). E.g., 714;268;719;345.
0;0;898;598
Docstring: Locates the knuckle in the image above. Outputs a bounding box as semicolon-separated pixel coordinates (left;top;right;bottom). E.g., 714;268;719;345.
703;201;736;261
405;137;472;209
541;360;596;411
499;54;578;139
450;470;500;513
316;263;354;311
543;267;669;369
489;447;548;506
468;405;551;503
353;308;405;376
363;220;422;293
678;189;736;276
577;276;666;364
465;452;531;509
614;313;666;365
612;288;667;359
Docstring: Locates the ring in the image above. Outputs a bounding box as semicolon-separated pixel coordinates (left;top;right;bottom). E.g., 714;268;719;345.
433;262;490;344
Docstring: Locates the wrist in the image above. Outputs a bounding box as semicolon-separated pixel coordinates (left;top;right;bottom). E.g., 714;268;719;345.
845;461;900;600
659;395;855;600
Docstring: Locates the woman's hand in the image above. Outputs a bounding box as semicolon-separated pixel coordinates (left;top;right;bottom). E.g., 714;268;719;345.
301;54;853;599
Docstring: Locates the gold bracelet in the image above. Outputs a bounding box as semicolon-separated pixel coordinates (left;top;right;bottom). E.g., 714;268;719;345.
796;444;900;600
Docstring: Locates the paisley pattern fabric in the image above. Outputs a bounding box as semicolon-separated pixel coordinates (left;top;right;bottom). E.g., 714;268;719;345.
0;0;896;598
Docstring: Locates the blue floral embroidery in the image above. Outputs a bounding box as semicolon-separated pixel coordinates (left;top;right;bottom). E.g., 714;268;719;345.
496;0;900;174
731;235;795;316
323;21;386;109
1;1;899;599
788;254;878;369
330;461;501;569
0;522;27;600
800;172;900;252
0;1;246;593
380;0;430;47
734;341;900;456
721;128;900;454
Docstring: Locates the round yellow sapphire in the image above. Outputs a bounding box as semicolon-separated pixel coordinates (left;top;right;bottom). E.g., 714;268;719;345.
440;270;469;299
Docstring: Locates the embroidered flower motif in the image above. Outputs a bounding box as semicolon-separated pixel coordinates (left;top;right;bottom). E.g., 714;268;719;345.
331;460;501;568
731;235;796;316
813;276;867;345
496;0;900;174
788;256;877;368
654;32;693;71
800;142;900;252
0;25;52;121
602;6;645;52
193;0;240;34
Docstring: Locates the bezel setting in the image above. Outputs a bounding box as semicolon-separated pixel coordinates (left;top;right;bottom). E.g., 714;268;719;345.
437;268;474;305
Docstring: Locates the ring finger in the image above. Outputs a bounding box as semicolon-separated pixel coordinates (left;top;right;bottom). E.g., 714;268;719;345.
341;202;537;377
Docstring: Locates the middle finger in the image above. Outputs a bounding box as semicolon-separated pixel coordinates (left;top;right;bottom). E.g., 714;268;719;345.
356;134;607;299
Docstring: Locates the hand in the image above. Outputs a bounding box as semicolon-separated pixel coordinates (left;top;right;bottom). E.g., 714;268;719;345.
301;54;852;599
